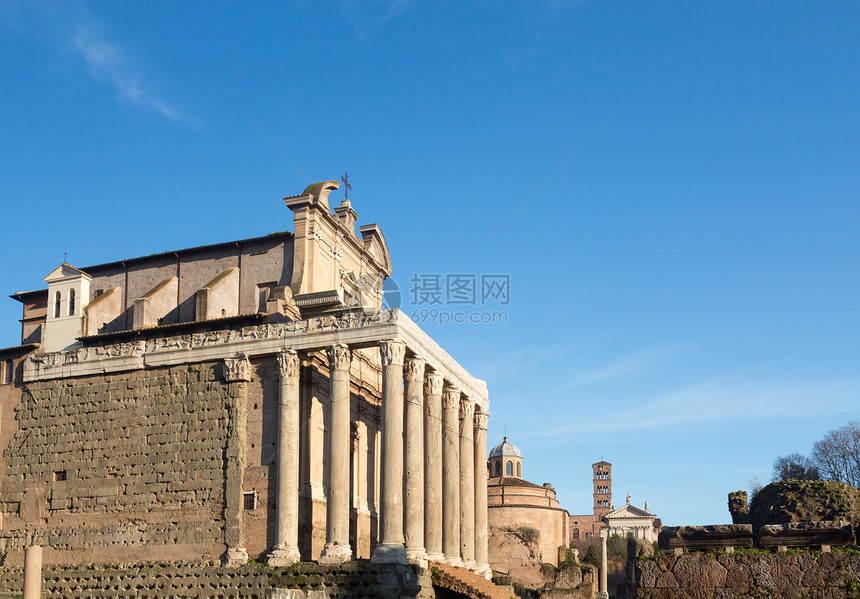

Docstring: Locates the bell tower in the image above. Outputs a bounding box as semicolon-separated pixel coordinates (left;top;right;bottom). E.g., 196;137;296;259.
592;461;612;518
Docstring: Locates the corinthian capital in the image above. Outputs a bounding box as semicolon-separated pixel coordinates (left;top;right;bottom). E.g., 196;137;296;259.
379;340;406;367
327;344;352;372
224;354;251;382
404;357;425;382
276;350;300;379
424;372;443;397
442;385;460;410
474;408;488;430
459;398;475;420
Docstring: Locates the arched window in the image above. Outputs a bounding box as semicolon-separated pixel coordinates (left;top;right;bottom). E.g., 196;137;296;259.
69;288;76;316
494;461;501;477
572;528;580;540
506;460;512;476
516;462;521;477
54;291;61;318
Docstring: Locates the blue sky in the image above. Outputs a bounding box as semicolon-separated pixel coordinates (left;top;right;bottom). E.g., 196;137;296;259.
1;1;858;526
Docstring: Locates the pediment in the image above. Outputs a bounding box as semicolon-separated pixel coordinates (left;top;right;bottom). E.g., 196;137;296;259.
43;263;91;283
606;504;653;519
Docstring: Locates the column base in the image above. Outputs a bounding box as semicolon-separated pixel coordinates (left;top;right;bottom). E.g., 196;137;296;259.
319;542;353;564
223;547;248;567
462;559;477;571
443;555;464;568
425;551;445;562
371;543;408;564
476;564;492;579
596;593;609;599
268;545;301;567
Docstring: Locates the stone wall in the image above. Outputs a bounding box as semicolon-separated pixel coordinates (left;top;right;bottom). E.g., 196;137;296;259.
0;362;230;564
489;504;570;587
622;551;860;598
0;560;430;599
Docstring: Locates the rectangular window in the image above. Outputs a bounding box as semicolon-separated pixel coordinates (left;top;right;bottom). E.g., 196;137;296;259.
243;492;256;510
53;470;67;482
3;360;12;384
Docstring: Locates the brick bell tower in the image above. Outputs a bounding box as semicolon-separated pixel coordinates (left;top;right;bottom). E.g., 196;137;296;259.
592;461;612;519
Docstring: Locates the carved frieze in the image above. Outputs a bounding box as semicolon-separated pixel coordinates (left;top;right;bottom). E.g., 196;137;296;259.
327;344;352;372
276;350;300;379
403;357;425;382
379;340;406;367
224;354;251;382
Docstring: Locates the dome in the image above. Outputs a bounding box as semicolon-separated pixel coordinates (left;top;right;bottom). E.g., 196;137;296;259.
489;436;521;458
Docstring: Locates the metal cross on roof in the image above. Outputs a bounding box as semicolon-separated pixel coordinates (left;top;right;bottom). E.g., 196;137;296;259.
341;172;352;201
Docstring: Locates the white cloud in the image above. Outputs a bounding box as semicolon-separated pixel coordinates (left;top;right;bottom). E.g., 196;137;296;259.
71;26;186;123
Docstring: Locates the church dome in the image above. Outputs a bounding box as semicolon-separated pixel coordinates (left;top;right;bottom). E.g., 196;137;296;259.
489;436;522;458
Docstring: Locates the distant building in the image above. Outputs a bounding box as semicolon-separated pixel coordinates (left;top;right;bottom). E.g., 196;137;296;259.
487;437;570;587
569;462;661;543
603;494;661;542
569;461;613;542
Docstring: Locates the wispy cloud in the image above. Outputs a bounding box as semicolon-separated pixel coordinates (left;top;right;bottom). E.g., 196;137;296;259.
569;346;677;387
71;26;186;123
1;1;188;124
557;376;860;437
336;0;415;37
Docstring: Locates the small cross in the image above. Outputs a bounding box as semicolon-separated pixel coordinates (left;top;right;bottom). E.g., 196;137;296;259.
64;251;68;263
341;172;352;201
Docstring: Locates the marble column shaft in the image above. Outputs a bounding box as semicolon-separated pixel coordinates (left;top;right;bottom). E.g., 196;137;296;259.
268;350;302;566
320;344;353;563
459;398;476;567
473;408;490;576
441;385;461;564
372;340;408;564
404;357;426;560
423;373;444;561
23;545;41;599
223;354;250;566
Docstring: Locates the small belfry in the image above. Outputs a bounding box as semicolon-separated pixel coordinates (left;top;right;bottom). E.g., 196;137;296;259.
593;460;613;517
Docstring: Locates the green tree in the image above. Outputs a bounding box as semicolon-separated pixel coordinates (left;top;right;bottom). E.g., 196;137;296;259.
582;544;600;567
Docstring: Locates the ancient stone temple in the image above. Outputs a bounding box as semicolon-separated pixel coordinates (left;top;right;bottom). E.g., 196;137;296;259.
0;181;493;590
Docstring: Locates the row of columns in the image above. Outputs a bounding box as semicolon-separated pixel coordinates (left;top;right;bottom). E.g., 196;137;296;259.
265;340;489;575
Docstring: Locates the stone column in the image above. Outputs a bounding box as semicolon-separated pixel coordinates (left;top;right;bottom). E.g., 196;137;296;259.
371;339;408;564
268;350;302;566
598;530;609;599
320;344;353;563
423;372;444;561
404;356;426;561
473;407;490;577
441;384;461;565
224;354;250;566
22;545;41;599
459;398;476;568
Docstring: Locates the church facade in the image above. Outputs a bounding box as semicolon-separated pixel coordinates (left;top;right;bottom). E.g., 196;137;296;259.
0;181;491;575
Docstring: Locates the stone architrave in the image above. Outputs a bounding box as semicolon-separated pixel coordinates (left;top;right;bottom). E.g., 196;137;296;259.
320;344;353;564
441;385;462;565
268;350;302;566
423;372;444;561
473;408;490;577
403;356;426;561
223;354;250;566
459;398;476;568
371;340;408;564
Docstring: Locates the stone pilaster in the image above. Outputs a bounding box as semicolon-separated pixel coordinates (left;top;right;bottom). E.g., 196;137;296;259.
371;340;408;564
404;356;426;562
423;372;444;561
268;350;302;566
474;408;490;577
459;398;476;568
320;344;353;564
441;384;462;565
223;354;250;566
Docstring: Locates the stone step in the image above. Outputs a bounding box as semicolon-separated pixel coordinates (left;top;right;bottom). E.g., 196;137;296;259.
430;561;514;599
